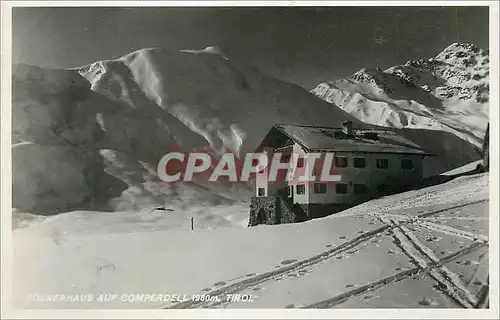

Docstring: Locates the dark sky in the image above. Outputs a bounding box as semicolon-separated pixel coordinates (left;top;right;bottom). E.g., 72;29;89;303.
12;6;489;89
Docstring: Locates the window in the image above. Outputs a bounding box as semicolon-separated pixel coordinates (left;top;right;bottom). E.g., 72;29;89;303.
401;159;414;170
297;158;305;168
335;156;348;168
281;154;291;163
258;187;266;197
296;184;306;195
281;186;291;197
354;184;367;194
336;183;348;194
376;158;389;169
314;183;327;194
354;157;366;168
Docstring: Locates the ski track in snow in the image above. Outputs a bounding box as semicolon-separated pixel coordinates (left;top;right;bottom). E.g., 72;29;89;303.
165;199;488;309
388;222;477;308
416;221;488;242
475;275;490;308
372;211;487;242
305;241;487;308
166;224;393;309
371;204;485;308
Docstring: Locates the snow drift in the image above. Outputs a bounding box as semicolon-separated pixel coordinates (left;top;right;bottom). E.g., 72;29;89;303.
12;45;482;217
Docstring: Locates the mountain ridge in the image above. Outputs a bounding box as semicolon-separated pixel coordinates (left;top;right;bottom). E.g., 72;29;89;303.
11;44;482;219
312;42;489;148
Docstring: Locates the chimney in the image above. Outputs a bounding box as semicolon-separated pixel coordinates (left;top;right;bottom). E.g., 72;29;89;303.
342;121;353;135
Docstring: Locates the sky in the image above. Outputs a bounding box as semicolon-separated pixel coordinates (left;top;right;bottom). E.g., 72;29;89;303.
12;6;490;89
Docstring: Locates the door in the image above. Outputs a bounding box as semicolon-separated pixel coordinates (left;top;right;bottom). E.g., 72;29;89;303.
256;208;266;225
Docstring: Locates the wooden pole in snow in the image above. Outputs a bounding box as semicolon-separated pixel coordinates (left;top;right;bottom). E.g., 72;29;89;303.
191;217;194;231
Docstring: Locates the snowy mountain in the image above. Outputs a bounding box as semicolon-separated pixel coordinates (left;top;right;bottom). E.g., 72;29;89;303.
12;45;481;219
312;43;489;148
12;46;359;218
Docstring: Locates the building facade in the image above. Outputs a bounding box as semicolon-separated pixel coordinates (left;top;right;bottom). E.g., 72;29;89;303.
249;122;434;226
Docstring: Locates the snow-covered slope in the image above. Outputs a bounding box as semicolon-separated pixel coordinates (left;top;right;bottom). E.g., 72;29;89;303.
442;160;483;176
12;45;482;218
312;43;489;148
13;172;489;309
75;46;363;155
12;46;359;216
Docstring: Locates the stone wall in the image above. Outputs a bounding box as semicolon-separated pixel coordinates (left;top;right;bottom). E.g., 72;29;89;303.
278;197;305;224
248;196;274;226
249;196;309;226
249;195;372;227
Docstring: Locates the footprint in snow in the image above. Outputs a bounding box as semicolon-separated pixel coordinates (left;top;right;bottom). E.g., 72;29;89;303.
345;284;355;288
358;231;365;234
472;280;484;286
346;250;359;255
214;281;226;286
252;287;261;291
433;282;447;291
418;297;439;306
339;236;348;240
462;260;480;266
387;249;396;255
325;244;332;248
201;288;211;292
281;259;298;265
246;273;256;277
335;256;344;260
